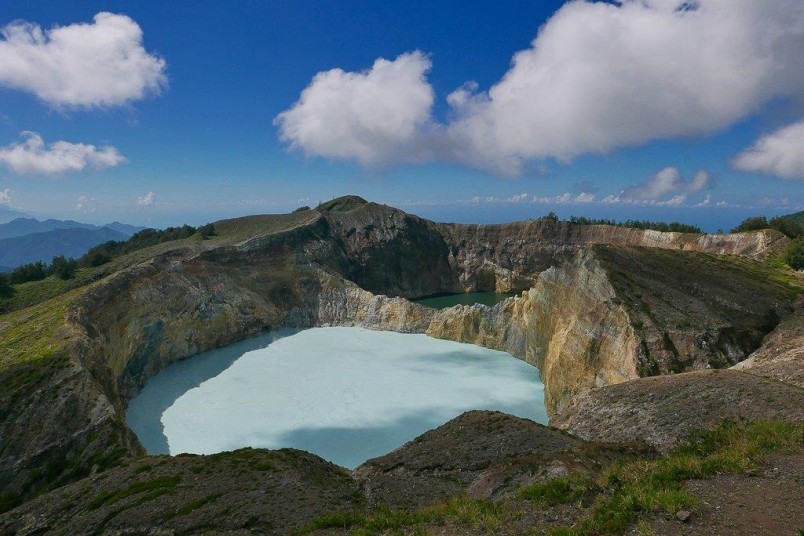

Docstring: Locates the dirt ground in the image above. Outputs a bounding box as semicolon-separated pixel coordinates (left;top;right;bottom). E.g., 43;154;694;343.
641;452;804;536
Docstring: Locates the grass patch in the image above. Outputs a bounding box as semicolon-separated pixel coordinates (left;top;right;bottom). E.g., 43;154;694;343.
89;475;181;510
518;420;803;535
163;493;222;520
296;496;504;535
519;475;591;505
299;510;366;531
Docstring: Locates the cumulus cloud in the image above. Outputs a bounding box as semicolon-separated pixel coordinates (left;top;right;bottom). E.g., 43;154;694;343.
137;191;156;206
0;131;127;175
278;1;804;175
274;51;435;167
732;119;804;180
447;0;804;173
600;167;711;206
0;12;167;108
0;188;11;206
601;192;687;206
620;167;710;202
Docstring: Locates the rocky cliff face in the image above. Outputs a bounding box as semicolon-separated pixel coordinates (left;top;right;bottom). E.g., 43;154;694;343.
425;244;792;414
326;202;788;298
732;303;804;388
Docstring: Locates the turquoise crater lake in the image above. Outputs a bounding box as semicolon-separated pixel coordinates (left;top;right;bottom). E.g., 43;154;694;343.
126;327;547;469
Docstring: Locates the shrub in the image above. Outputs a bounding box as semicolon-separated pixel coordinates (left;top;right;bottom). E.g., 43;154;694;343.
784;238;804;270
0;274;13;298
569;216;702;234
9;261;47;284
49;256;77;280
80;224;197;267
197;223;216;239
732;214;804;238
543;211;560;222
732;216;769;233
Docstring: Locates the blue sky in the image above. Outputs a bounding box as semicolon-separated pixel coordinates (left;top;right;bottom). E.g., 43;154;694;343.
0;1;802;231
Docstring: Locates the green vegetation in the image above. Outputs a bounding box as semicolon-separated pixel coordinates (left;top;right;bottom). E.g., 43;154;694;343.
568;215;702;234
6;256;78;286
519;420;802;535
293;205;311;213
89;476;182;510
297;496;504;535
8;260;47;283
163;493;222;520
731;212;804;238
0;288;80;367
197;222;216;239
81;224;198;266
316;195;368;212
540;211;560;222
0;273;12;298
1;226;198;287
518;475;590;505
784;238;804;270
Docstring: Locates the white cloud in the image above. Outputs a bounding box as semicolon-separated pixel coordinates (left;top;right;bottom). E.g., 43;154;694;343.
76;195;97;212
446;0;804;174
0;12;167;108
602;193;687;207
137;191;156;207
532;192;597;204
0;131;127;175
274;51;435;167
732;119;804;180
0;188;11;206
278;1;804;175
470;191;595;205
620;167;710;201
506;193;530;203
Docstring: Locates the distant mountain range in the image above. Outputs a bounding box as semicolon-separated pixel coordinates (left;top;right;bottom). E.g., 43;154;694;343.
0;218;146;271
0;206;28;224
0;218;143;241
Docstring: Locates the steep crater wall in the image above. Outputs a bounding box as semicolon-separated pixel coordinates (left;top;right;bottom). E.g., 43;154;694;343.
0;202;795;502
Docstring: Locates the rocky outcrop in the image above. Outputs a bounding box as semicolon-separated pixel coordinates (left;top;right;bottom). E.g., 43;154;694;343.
354;410;649;508
550;369;804;453
0;448;361;536
434;219;787;294
732;305;804;387
326;202;788;298
425;244;792;415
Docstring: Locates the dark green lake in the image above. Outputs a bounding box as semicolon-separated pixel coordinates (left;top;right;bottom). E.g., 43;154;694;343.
412;292;517;309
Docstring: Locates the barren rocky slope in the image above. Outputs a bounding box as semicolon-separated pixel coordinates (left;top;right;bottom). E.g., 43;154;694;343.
550;368;804;453
0;196;801;533
732;302;804;387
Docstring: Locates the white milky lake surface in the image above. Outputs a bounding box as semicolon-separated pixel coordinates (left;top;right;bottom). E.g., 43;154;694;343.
127;327;547;469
